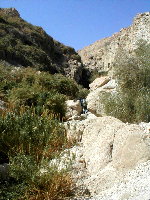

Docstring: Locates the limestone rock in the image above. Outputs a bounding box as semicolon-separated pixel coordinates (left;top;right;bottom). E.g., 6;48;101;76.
65;116;150;197
86;79;117;116
81;117;125;173
89;76;110;91
90;160;150;200
66;100;82;120
86;87;104;116
78;12;150;75
0;8;20;17
112;124;150;169
139;122;150;133
102;79;117;89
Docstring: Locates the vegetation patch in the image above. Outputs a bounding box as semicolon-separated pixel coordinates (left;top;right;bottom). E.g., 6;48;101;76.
0;62;86;199
102;40;150;123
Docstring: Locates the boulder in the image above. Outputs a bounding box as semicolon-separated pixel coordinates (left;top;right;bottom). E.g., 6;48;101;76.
65;100;82;120
102;79;117;89
89;76;110;91
112;124;150;169
65;116;150;196
86;88;102;116
82;116;125;173
86;78;117;116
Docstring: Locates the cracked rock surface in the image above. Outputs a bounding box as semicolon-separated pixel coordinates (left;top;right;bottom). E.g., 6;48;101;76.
65;115;150;200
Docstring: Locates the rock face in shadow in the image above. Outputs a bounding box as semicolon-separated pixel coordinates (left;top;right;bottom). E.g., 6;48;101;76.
0;8;86;85
78;12;150;75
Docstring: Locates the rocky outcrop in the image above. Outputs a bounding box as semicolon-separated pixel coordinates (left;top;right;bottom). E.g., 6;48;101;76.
89;76;110;91
78;12;150;75
0;8;20;17
0;8;85;84
86;77;117;116
64;115;150;199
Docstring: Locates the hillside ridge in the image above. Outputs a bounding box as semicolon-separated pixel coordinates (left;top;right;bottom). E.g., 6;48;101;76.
0;8;86;85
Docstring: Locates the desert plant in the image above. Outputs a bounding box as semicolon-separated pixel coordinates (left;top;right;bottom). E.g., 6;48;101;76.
102;40;150;123
0;105;73;200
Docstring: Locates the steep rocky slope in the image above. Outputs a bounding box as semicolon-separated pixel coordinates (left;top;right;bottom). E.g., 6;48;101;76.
78;12;150;75
0;8;85;84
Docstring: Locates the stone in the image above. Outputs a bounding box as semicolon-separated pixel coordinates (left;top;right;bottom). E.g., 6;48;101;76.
139;122;150;133
78;12;150;76
65;115;150;197
86;79;117;116
0;8;20;17
66;100;82;120
89;76;110;91
112;124;150;169
102;79;117;89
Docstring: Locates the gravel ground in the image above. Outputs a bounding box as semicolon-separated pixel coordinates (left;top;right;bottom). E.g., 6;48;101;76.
88;160;150;200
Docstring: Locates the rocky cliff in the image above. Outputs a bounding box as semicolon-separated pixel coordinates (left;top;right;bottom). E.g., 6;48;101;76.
78;12;150;75
0;8;85;84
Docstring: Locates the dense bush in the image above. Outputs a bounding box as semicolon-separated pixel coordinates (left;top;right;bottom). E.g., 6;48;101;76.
102;40;150;123
0;108;66;159
0;106;73;199
0;66;82;119
0;63;83;199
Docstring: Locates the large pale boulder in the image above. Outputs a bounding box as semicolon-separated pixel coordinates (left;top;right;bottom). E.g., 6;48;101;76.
82;116;125;173
112;124;150;169
89;76;110;91
86;87;103;116
81;117;150;173
86;79;117;116
65;100;82;120
65;116;150;196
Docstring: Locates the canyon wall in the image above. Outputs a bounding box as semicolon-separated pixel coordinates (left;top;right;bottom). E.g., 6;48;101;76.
78;12;150;74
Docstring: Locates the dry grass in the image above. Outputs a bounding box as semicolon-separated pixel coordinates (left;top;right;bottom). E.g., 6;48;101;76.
24;173;74;200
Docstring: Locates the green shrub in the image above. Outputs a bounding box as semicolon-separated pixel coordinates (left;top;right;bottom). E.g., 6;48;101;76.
102;91;136;123
0;106;73;199
77;85;89;99
0;107;67;160
103;40;150;123
53;74;79;98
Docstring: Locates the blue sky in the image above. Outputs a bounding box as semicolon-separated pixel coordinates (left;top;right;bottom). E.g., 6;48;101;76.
0;0;149;50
